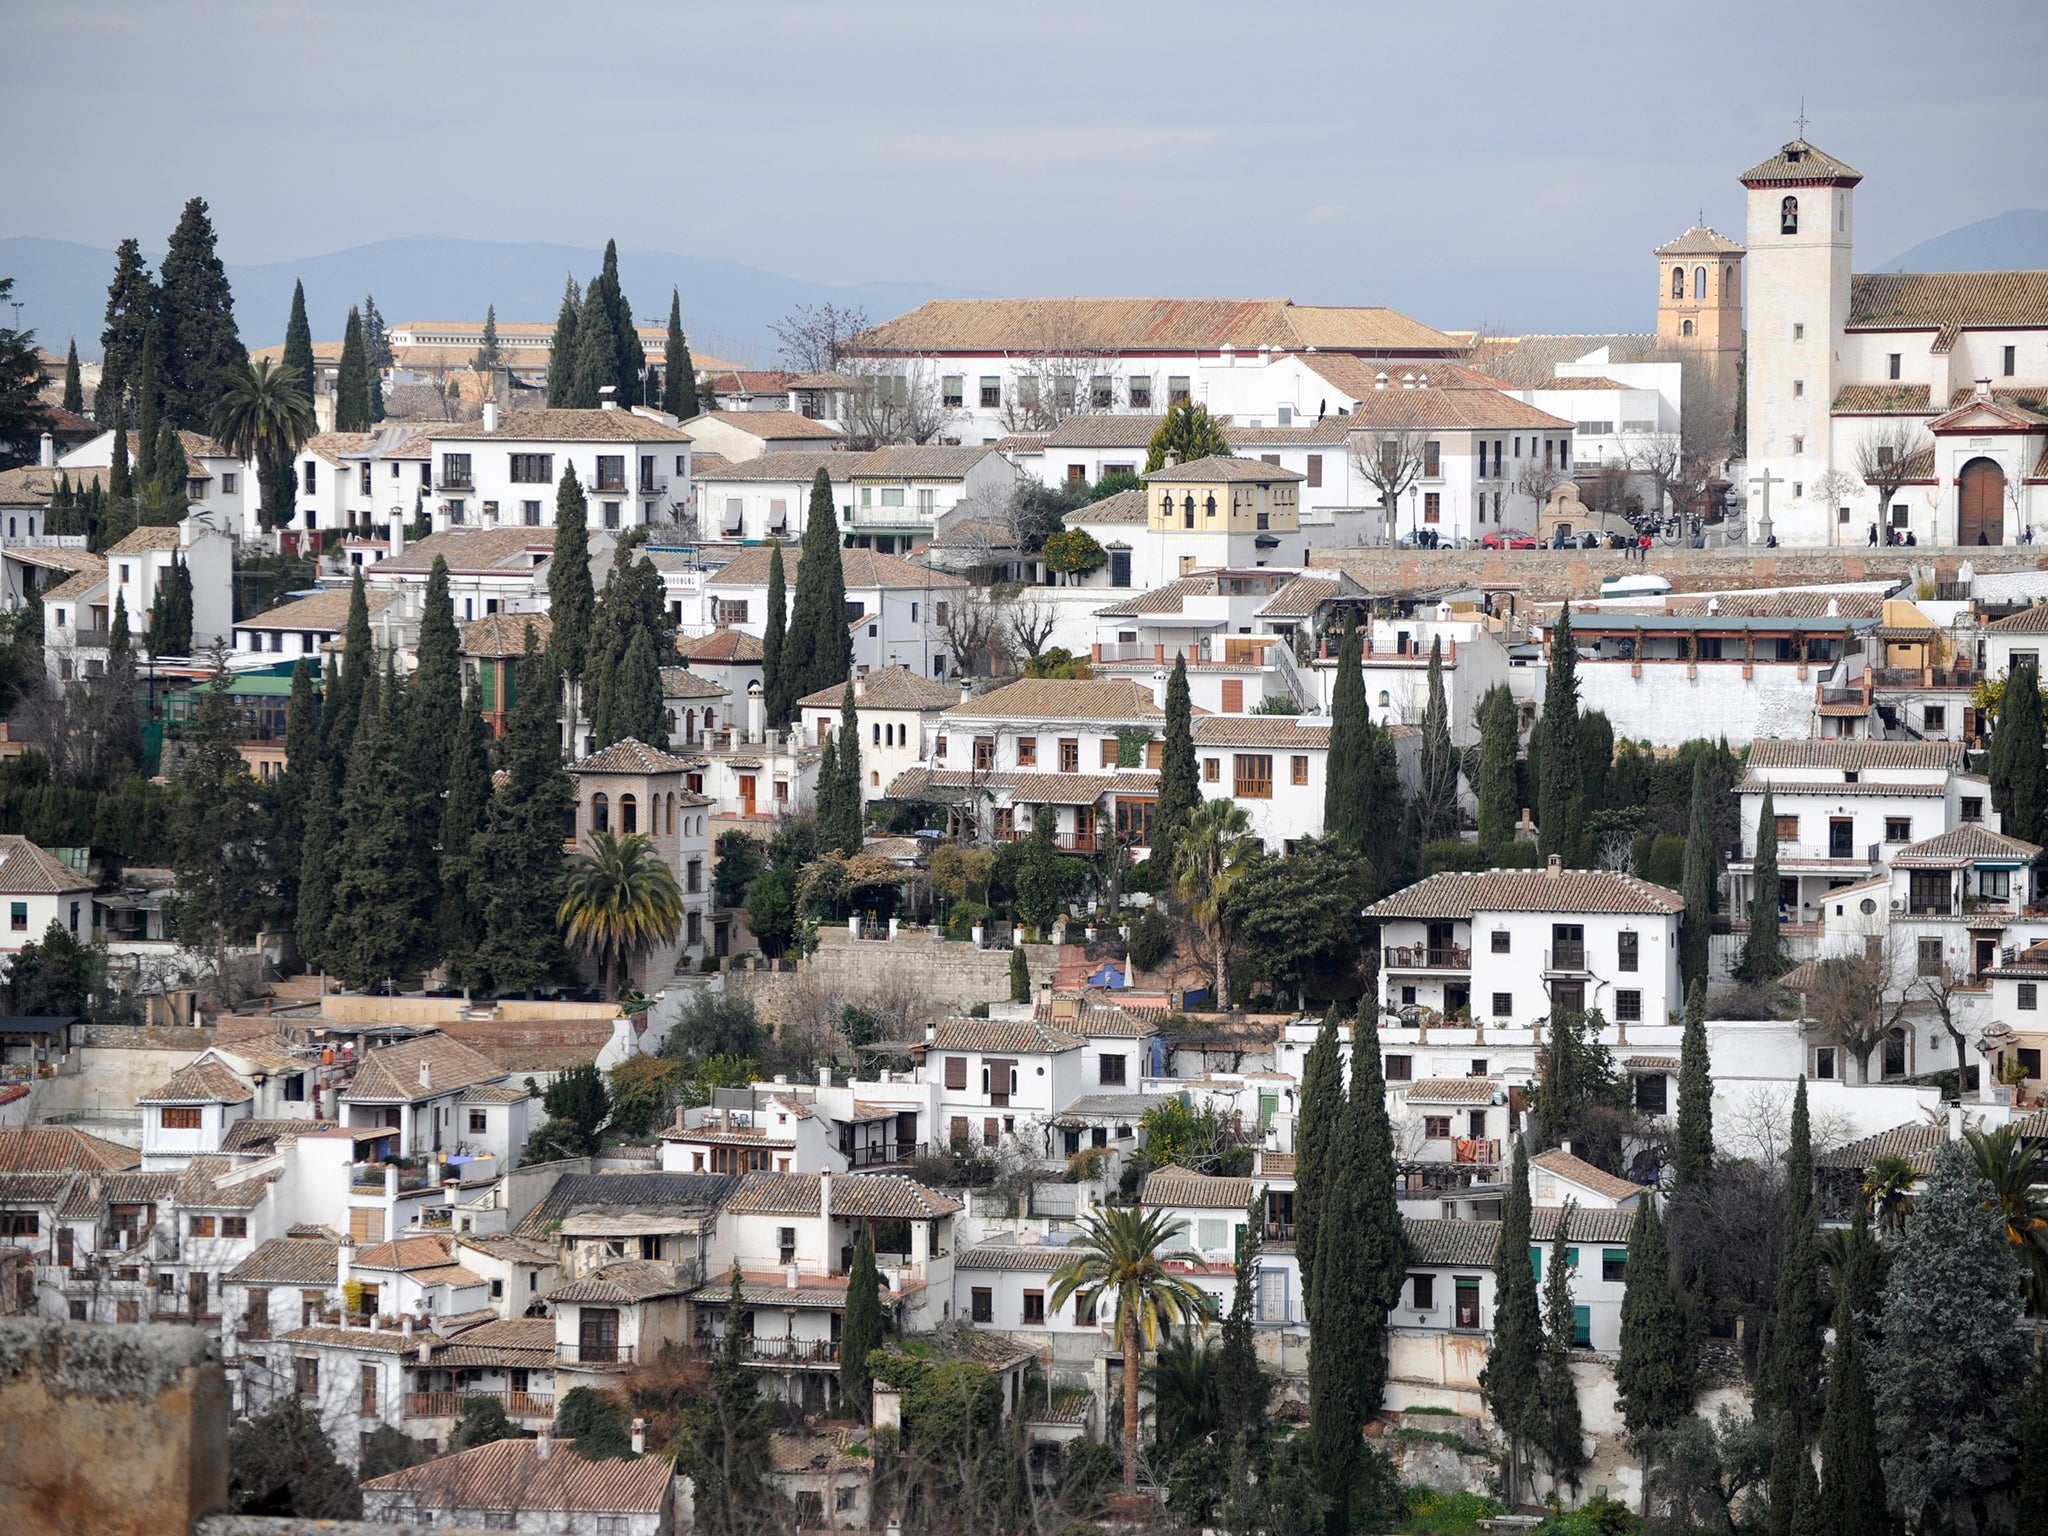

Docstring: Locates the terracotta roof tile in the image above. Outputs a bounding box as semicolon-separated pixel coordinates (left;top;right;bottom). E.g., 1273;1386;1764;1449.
797;665;959;712
1985;605;2048;634
660;667;728;701
1192;716;1331;748
360;1435;675;1512
1746;738;1968;771
1532;1147;1647;1199
1849;271;2048;333
849;298;1459;356
1067;487;1150;524
1146;454;1304;485
0;836;94;895
707;545;963;591
428;408;692;443
238;587;394;633
676;628;765;663
343;1034;506;1103
1366;867;1683;920
927;1018;1084;1055
1044;416;1167;449
226;1235;341;1285
375;526;557;575
139;1058;253;1105
1654;225;1745;256
460;613;552;656
1891;824;2042;866
106;526;183;553
684;409;843;441
573;737;698;775
1739;138;1863;188
352;1234;456;1272
726;1171;962;1220
950;677;1167;722
1818;1121;1947;1172
1833;383;1935;414
1404;1077;1502;1104
547;1258;693;1304
1142;1169;1254;1209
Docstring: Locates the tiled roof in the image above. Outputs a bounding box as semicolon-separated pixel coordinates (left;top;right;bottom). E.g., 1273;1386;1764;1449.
1738;138;1863;187
1068;487;1150;524
106;526;183;553
849;445;1002;479
343;1034;506;1103
1985;604;2048;634
884;766;1157;806
0;1124;137;1172
707;545;964;591
688;1273;877;1309
1257;574;1349;618
375;526;557;575
1819;1121;1948;1173
1527;375;1639;393
1142;1169;1255;1210
1738;777;1949;799
692;448;848;485
1038;994;1155;1038
1404;1077;1501;1104
928;1018;1084;1055
1029;1388;1096;1425
237;587;393;633
1649;591;1887;620
771;1429;873;1475
1225;418;1357;445
41;565;107;603
1095;575;1224;617
460;612;552;656
139;1058;253;1105
547;1259;693;1304
278;1325;419;1352
352;1234;456;1272
1532;1148;1646;1199
454;1233;557;1266
1367;867;1684;920
0;1170;80;1204
573;737;697;775
58;1170;178;1219
1145;454;1303;485
426;1316;558;1368
0;836;95;895
460;1083;530;1103
660;666;728;701
951;677;1167;722
299;431;378;465
1654;226;1745;256
172;1154;274;1210
1624;1056;1682;1072
1192;716;1332;749
360;1436;675;1513
430;408;691;443
1833;383;1935;414
798;665;960;712
956;1242;1077;1271
226;1236;339;1285
1745;738;1968;771
726;1171;963;1220
219;1118;373;1156
676;627;765;663
515;1171;740;1238
853;298;1460;355
684;409;843;441
1849;271;2048;334
1893;824;2041;866
1045;415;1167;448
1404;1207;1636;1266
1465;333;1665;389
1297;357;1572;428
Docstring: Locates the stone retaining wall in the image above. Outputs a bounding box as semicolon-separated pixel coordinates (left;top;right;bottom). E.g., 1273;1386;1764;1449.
723;928;1062;1023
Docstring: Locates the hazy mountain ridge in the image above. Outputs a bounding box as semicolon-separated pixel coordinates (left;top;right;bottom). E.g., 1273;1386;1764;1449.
1877;209;2048;273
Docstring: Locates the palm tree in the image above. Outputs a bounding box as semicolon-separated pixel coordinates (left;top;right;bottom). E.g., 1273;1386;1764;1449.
208;358;315;532
1863;1152;1916;1235
1963;1124;2048;1320
557;831;684;998
1173;797;1258;1004
1143;1332;1219;1447
1050;1205;1210;1494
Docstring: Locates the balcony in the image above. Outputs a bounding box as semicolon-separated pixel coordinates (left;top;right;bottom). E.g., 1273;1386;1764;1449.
555;1341;636;1368
1055;831;1100;853
405;1390;554;1421
739;1335;841;1367
350;1161;440;1195
639;476;668;495
435;478;475;494
1453;1137;1503;1165
1543;944;1587;974
1383;944;1471;971
594;476;627;495
843;1141;928;1169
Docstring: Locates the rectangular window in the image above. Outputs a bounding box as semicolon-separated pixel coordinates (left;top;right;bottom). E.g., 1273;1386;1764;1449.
294;1357;319;1398
1793;379;1804;398
1410;1274;1435;1309
469;1109;488;1134
222;1216;247;1239
1384;1054;1412;1082
594;455;626;492
1099;1055;1127;1085
1617;932;1638;972
971;1287;993;1323
1423;491;1441;523
440;453;472;487
1490;930;1510;954
1422;441;1442;478
1888;353;1902;380
1091;375;1114;410
1814;1045;1838;1080
1022;1290;1047;1324
1423;1116;1452;1140
1602;1249;1628;1283
979;377;1001;408
2006;345;2018;378
1492;992;1512;1018
221;472;237;494
508;453;553;483
1291;754;1309;785
303;460;317;493
1918;935;1946;976
944;1057;967;1091
1128;376;1152;409
974;736;995;771
1305;454;1323;488
1573;1305;1592;1347
1016;737;1037;766
9;902;25;931
942;376;963;408
1615;990;1642;1022
161;1106;202;1130
1963;797;1985;823
1059;738;1080;773
1924;706;1946;732
1634;1072;1667;1114
1233;754;1273;798
993;807;1014;839
1909;873;1952;917
2021;983;2038;1012
189;1215;215;1238
1168;376;1191;404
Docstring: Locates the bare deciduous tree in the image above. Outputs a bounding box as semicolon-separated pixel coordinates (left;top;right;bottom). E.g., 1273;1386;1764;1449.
993;301;1114;433
1815;467;1864;542
1003;593;1060;660
1805;939;1916;1086
838;355;955;447
931;587;1016;678
1348;397;1434;546
1856;419;1934;530
770;303;870;373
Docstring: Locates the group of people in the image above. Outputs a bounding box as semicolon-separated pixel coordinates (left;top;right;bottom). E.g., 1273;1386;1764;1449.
1869;523;1920;546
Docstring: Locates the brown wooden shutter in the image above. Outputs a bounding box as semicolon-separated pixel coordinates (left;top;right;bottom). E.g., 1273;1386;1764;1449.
944;1056;967;1091
1221;679;1244;713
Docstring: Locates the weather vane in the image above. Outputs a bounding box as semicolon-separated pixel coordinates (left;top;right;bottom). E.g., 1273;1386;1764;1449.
1795;98;1810;138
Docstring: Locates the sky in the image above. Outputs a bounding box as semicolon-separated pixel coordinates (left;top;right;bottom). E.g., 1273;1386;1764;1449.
5;0;2047;337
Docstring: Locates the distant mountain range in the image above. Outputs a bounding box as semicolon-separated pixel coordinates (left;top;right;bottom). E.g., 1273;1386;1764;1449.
0;235;986;365
1878;209;2048;273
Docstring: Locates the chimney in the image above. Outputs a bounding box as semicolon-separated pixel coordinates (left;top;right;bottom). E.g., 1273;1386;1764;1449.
536;1428;551;1460
786;1263;800;1289
38;432;54;469
389;515;405;561
1975;377;1992;399
1164;451;1180;468
1151;667;1169;710
631;1417;646;1455
1546;854;1562;878
600;385;619;411
1827;598;1840;617
1374;372;1389;391
338;1237;353;1293
420;1059;433;1093
819;1066;832;1089
853;673;867;700
819;1169;833;1234
1562;1139;1574;1156
482;400;500;434
746;680;764;741
401;1313;413;1338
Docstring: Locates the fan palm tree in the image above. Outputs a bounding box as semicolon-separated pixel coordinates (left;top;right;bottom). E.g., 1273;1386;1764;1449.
208;358;315;532
557;830;684;998
1143;1332;1219;1447
1863;1152;1916;1234
1173;797;1259;1005
1963;1123;2048;1319
1050;1205;1210;1494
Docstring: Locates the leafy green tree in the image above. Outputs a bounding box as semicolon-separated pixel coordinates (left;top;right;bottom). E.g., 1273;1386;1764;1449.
558;830;683;997
1145;397;1232;472
841;1223;883;1414
226;1396;359;1518
784;468;849;700
599;240;645;409
0;282;48;471
1537;603;1584;863
595;626;665;751
1761;1079;1824;1437
1293;1007;1341;1323
822;685;863;854
324;666;430;988
1537;1202;1588;1494
1042;527;1108;579
745;860;801;959
663;289;698;418
208;357;314;532
1175;797;1258;1003
1476;682;1520;851
363;294;390;369
1767;1409;1804;1536
1615;1200;1695;1455
438;679;491;978
102;602;144;781
1817;1285;1886;1536
96;237;155;421
357;1423;429;1481
1870;1142;2028;1532
405;556;462;941
150;558;192;658
712;828;762;908
542;1062;611;1155
1225;836;1374;1009
1674;978;1714;1189
762;541;790;726
1679;756;1715;993
1482;1142;1544;1503
1152;653;1199;878
680;1266;776;1534
2015;1360;2048;1536
554;1384;635;1459
1741;788;1786;982
1991;659;2047;845
1051;1206;1208;1493
605;1055;677;1138
546;273;581;407
282;281;314;402
60;337;81;415
154;197;244;429
447;1393;515;1452
1216;1184;1272;1441
6;920;98;1017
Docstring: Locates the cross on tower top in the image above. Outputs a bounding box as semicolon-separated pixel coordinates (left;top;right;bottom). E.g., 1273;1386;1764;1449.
1795;98;1810;137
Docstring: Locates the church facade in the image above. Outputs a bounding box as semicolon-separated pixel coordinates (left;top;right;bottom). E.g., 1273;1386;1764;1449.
1742;137;2048;547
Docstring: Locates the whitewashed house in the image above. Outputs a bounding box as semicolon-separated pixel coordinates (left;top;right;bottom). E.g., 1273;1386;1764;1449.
698;545;967;680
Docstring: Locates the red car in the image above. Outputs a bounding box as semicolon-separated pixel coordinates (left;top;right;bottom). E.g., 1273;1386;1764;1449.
1481;530;1538;550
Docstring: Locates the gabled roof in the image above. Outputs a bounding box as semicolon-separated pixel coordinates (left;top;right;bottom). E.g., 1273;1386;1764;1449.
676;627;765;663
139;1057;253;1105
1655;225;1745;256
1141;1169;1254;1210
226;1235;340;1285
797;665;959;712
849;298;1460;355
352;1234;457;1272
849;445;1004;479
1045;415;1167;449
0;1124;137;1172
1891;823;2042;866
1532;1147;1646;1200
0;836;94;895
515;1171;740;1238
572;737;697;775
949;676;1167;722
690;448;848;484
1746;738;1968;771
927;1018;1084;1055
1067;487;1150;524
1848;271;2048;334
172;1154;274;1210
1404;1078;1501;1104
360;1436;675;1514
237;587;394;634
1192;716;1332;749
706;545;964;591
726;1171;963;1220
546;1258;693;1304
106;526;184;554
1367;867;1684;920
425;1316;558;1368
1985;604;2048;634
1403;1207;1637;1266
1818;1121;1947;1173
682;409;843;441
660;666;728;701
460;612;553;657
375;526;556;576
1146;454;1304;485
343;1034;506;1103
431;408;692;443
1296;357;1573;428
1738;138;1862;187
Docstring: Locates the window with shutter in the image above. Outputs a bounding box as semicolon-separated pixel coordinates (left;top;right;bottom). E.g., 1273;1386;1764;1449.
1221;679;1243;713
944;1057;967;1091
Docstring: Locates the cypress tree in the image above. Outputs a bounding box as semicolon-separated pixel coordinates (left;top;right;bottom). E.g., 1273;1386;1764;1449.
154;196;242;430
785;468;849;700
103;603;142;783
363;294;390;370
60;338;81;415
282;281;315;398
762;542;789;725
815;729;842;855
1742;788;1785;982
1763;1078;1824;1435
1817;1286;1886;1536
296;757;339;972
1788;1445;1824;1536
324;664;430;988
150;559;193;657
1326;617;1369;852
1481;1142;1543;1502
831;684;863;853
568;275;618;409
468;628;574;996
1615;1201;1694;1448
335;307;369;432
663;289;698;418
1414;635;1458;844
107;398;131;502
1537;603;1583;864
473;304;502;373
1992;661;2046;845
135;323;162;486
840;1223;882;1415
1009;942;1029;1003
1679;756;1714;994
1537;1203;1587;1494
153;419;188;506
1293;1006;1341;1323
1351;1015;1407;1360
600;626;664;751
549;465;595;744
1152;654;1198;879
407;556;462;796
323;572;372;755
1674;978;1714;1190
275;657;320;913
2015;1360;2048;1536
1216;1183;1271;1441
546;274;580;407
97;236;155;420
1476;682;1519;853
1767;1411;1804;1536
439;678;491;983
600;241;644;411
1308;1067;1367;1525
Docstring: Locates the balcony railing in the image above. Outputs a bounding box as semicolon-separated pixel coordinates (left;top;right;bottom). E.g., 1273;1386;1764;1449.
349;1161;439;1194
1453;1137;1503;1165
1544;943;1587;973
435;478;475;493
843;1141;927;1169
739;1335;840;1365
405;1390;555;1420
1262;1220;1297;1242
1383;944;1471;971
555;1341;636;1367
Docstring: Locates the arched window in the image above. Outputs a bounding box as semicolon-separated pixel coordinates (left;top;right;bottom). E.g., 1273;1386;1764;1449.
1159;492;1174;523
591;792;609;833
1725;265;1737;300
620;794;638;834
872;722;881;745
1204;494;1217;519
1781;196;1799;235
1378;690;1391;708
1182;495;1195;529
1682;320;1694;337
6;519;13;537
1671;266;1685;300
1694;266;1708;300
666;793;675;834
666;709;677;738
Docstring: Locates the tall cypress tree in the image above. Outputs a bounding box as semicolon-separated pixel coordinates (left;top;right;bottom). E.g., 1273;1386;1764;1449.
1476;682;1519;853
1763;1078;1824;1436
135;323;162;486
1326;617;1369;852
473;304;502;373
1537;603;1583;864
363;295;391;371
295;759;338;972
103;603;142;783
2015;1360;2048;1536
1992;661;2047;845
323;572;372;756
439;678;492;983
1766;1409;1804;1536
1674;978;1714;1190
406;556;463;960
154;196;242;430
60;338;81;415
97;236;155;421
1679;756;1714;994
335;307;369;432
1414;635;1458;844
1537;1203;1588;1494
1741;787;1785;982
815;730;842;849
663;289;698;419
599;241;645;410
762;542;790;726
1216;1183;1271;1441
831;683;863;854
283;281;315;399
325;664;430;988
546;275;581;407
549;465;595;748
469;628;573;996
107;398;131;502
840;1223;882;1415
1152;654;1198;879
568;275;618;409
150;559;193;657
1351;1015;1407;1364
275;658;320;911
1817;1285;1886;1536
1615;1201;1694;1450
1482;1142;1544;1502
1293;1006;1341;1324
1308;1057;1367;1526
785;468;849;700
600;626;665;751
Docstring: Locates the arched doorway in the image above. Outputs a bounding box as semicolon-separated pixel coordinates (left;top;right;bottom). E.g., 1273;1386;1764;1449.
1959;457;2006;546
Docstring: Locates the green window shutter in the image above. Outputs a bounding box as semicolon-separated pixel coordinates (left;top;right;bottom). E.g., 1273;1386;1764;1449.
1572;1304;1591;1348
1566;1247;1579;1268
479;663;497;712
1529;1246;1542;1280
1604;1248;1628;1267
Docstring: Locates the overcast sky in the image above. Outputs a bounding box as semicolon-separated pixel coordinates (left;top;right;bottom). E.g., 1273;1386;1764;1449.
5;0;2046;332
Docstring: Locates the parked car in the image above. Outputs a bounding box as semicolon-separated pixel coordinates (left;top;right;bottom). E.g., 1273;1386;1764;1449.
1481;530;1538;550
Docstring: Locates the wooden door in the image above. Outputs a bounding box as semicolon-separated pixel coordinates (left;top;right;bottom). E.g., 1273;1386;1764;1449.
738;774;757;817
1960;458;2006;546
